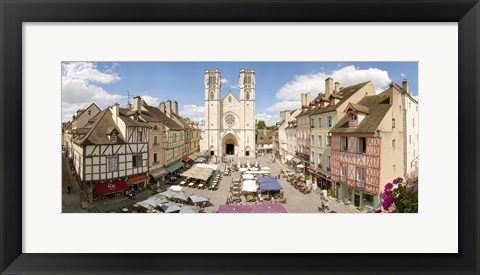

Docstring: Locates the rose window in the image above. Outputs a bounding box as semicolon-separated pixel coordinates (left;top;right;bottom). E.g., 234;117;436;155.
225;114;235;126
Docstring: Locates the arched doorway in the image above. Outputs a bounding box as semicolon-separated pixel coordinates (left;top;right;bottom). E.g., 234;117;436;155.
222;134;237;155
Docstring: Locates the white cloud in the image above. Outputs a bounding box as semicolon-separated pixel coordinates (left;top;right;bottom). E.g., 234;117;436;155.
62;62;120;84
62;62;125;117
221;78;229;84
275;65;392;101
267;100;301;112
230;84;239;90
256;113;278;126
141;95;160;106
400;73;407;79
180;104;205;122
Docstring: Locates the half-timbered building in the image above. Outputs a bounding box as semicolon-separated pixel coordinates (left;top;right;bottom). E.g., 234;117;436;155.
70;102;150;201
308;79;376;195
330;83;406;211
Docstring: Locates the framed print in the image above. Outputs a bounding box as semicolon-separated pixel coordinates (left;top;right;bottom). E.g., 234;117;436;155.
1;0;479;274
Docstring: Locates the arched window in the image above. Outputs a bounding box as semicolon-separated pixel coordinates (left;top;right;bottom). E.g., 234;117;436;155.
244;75;251;85
245;92;250;100
209;91;214;100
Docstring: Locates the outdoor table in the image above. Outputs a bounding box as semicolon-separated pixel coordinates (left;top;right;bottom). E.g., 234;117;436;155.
198;184;204;188
180;181;186;185
188;182;195;187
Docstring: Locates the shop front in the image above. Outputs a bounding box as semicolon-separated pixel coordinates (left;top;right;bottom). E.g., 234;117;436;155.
93;179;129;200
338;183;379;212
127;173;149;190
149;167;168;185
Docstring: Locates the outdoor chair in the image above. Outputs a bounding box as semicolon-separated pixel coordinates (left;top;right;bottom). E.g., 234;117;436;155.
277;197;287;204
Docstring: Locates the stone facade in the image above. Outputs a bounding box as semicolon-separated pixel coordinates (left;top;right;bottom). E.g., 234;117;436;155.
203;69;256;157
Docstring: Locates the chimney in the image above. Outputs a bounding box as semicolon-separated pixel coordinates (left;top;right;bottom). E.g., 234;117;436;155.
325;77;333;98
173;100;178;114
166;100;172;117
133;96;142;114
302;93;311;112
402;79;411;95
159;101;165;113
111;102;120;124
280;111;286;121
263;128;267;135
334;82;340;94
285;110;291;122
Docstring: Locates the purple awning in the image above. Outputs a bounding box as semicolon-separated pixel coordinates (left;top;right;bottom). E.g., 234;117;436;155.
251;203;288;213
216;205;251;213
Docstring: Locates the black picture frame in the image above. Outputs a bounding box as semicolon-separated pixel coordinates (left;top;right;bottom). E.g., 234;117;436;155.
1;0;479;274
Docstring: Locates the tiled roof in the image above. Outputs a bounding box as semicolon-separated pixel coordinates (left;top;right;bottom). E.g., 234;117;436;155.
310;81;371;115
141;105;184;131
347;103;370;114
74;109;127;145
330;89;392;134
256;130;274;144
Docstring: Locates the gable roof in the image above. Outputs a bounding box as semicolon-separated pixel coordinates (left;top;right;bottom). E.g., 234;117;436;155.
141;105;184;131
73;109;127;145
296;93;326;117
330;89;392;134
73;103;101;121
310;81;371;115
345;102;370;114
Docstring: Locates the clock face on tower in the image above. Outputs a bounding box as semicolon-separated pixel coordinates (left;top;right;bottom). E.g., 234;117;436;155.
225;114;235;127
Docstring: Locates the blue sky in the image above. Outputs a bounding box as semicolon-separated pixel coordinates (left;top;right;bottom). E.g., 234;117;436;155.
62;62;418;125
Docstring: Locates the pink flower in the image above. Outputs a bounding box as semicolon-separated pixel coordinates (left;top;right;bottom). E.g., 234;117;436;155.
393;178;398;184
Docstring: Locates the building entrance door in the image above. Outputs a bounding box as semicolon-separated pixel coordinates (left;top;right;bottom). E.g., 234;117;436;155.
226;144;235;155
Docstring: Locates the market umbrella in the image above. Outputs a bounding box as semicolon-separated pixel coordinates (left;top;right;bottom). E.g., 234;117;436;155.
262;167;271;170
159;189;178;198
189;195;209;204
249;167;259;171
239;168;248;172
179;206;201;213
169;185;182;192
160;202;181;213
172;192;190;202
242;174;255;180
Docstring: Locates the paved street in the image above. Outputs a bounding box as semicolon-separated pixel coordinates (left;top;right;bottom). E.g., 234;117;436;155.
62;153;88;213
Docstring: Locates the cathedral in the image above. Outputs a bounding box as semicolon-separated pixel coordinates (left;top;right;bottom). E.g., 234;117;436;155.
203;69;256;157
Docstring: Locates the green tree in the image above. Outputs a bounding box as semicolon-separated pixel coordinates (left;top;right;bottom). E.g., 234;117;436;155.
256;120;267;129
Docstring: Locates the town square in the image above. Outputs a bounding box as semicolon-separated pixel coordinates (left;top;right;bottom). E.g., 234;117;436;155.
62;62;419;213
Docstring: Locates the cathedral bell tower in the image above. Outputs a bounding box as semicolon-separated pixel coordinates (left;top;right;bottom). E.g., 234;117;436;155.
204;70;221;156
239;69;256;157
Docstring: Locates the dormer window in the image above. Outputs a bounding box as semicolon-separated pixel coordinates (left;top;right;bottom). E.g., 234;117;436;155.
330;97;335;105
111;133;117;143
320;101;325;108
348;111;358;127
